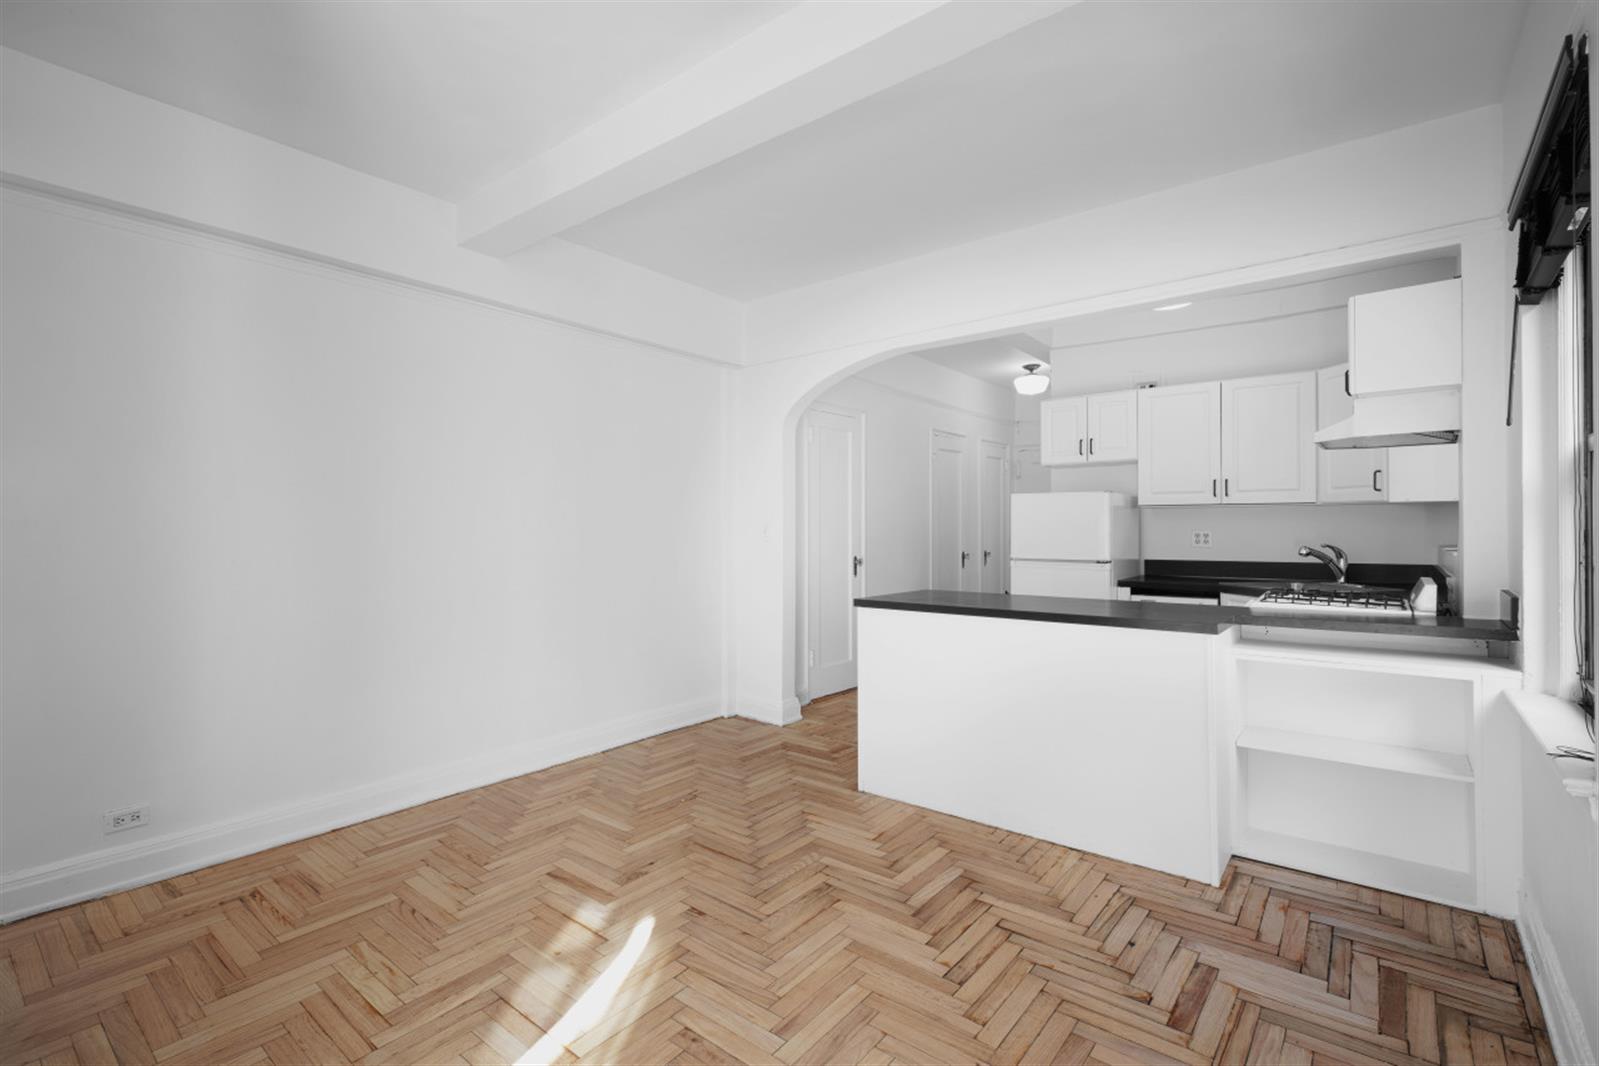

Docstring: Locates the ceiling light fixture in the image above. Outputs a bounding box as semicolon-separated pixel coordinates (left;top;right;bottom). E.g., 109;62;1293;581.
1013;363;1050;396
1153;301;1193;312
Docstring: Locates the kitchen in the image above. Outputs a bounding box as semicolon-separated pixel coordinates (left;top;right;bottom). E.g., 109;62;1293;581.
807;253;1515;922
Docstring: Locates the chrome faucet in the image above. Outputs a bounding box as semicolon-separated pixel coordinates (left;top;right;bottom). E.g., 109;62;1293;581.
1298;543;1350;583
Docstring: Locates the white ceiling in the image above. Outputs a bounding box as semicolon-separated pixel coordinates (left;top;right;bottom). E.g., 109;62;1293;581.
915;333;1053;388
0;0;797;200
563;0;1525;298
908;256;1459;388
0;0;1527;301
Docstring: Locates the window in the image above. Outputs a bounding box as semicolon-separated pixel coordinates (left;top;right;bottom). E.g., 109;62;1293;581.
1509;34;1594;730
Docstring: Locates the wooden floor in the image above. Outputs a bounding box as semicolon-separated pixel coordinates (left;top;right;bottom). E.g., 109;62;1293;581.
1;691;1553;1065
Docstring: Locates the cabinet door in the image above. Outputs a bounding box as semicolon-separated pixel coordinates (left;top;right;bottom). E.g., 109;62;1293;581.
1348;278;1462;395
1039;397;1087;466
1387;443;1460;502
1087;390;1138;463
1315;364;1386;503
1137;382;1221;505
1221;371;1317;504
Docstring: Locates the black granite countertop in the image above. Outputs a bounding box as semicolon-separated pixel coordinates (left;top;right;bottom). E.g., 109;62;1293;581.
854;589;1517;643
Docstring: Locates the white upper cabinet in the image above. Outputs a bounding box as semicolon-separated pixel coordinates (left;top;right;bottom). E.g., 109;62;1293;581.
1387;442;1461;502
1316;364;1386;503
1086;390;1138;463
1138;382;1222;505
1039;396;1087;466
1348;278;1462;395
1040;390;1137;466
1221;371;1318;504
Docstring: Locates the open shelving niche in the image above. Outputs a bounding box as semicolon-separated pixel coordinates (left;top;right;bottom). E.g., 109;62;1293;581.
1224;639;1522;910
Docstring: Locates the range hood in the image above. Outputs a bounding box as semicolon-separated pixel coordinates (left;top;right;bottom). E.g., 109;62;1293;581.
1314;389;1461;450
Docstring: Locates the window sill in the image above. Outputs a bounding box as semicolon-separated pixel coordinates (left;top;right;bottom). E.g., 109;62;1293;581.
1508;690;1597;800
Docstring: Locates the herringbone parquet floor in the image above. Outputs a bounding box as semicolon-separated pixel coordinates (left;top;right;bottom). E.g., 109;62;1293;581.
1;691;1554;1065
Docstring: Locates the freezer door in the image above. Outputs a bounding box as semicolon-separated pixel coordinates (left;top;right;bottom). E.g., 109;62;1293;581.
1010;561;1116;599
1010;493;1112;560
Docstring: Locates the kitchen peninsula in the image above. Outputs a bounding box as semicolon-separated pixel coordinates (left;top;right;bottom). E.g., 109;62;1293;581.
855;590;1522;912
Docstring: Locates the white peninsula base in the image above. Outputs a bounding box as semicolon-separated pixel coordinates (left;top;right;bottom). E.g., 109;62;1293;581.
857;606;1235;885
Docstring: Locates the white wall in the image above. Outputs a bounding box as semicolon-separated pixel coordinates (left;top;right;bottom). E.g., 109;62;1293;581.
0;48;744;364
1045;264;1459;565
1519;725;1599;1062
807;355;1014;599
0;187;727;916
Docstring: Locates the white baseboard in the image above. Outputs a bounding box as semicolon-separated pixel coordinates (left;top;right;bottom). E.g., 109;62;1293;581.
0;698;719;923
729;693;804;726
1518;887;1596;1066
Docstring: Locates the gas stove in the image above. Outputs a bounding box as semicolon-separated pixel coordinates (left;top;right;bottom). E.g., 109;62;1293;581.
1248;586;1416;618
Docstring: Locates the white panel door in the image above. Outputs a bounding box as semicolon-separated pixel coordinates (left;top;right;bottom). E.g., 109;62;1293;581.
1137;382;1222;505
1010;560;1115;598
1221;371;1317;504
929;431;968;590
1039;396;1087;466
1315;364;1386;503
978;440;1008;592
1087;390;1138;463
804;408;864;699
1387;443;1461;502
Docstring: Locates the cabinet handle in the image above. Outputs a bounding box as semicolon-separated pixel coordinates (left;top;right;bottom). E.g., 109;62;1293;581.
852;555;863;576
960;551;971;568
1373;469;1382;493
1344;370;1351;396
1078;438;1084;456
1212;478;1218;498
1224;478;1230;497
1089;437;1095;455
983;549;992;565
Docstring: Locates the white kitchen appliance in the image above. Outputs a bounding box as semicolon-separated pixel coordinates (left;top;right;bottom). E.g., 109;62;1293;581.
1009;491;1139;598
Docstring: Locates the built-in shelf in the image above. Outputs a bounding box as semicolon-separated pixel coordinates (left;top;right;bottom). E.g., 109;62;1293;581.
1236;725;1474;782
1238;828;1476;909
1233;638;1521;680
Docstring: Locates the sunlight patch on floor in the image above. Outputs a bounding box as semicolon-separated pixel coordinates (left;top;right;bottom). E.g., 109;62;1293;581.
514;914;655;1066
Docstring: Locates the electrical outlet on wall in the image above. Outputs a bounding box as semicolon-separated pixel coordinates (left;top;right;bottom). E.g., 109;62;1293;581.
1191;531;1213;548
103;805;149;834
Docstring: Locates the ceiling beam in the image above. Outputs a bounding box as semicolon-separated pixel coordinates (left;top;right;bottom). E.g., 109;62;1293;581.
457;0;1075;257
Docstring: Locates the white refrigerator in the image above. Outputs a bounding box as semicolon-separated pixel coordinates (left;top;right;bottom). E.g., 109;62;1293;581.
1009;491;1140;598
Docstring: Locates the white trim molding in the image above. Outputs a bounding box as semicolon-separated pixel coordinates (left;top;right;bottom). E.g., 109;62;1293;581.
0;179;739;369
0;698;720;923
1519;886;1597;1066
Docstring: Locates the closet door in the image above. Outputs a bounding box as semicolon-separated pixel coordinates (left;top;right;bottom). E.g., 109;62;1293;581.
978;440;1008;593
929;431;969;590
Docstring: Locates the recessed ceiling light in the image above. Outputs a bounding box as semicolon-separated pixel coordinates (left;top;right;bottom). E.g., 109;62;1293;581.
1153;301;1193;312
